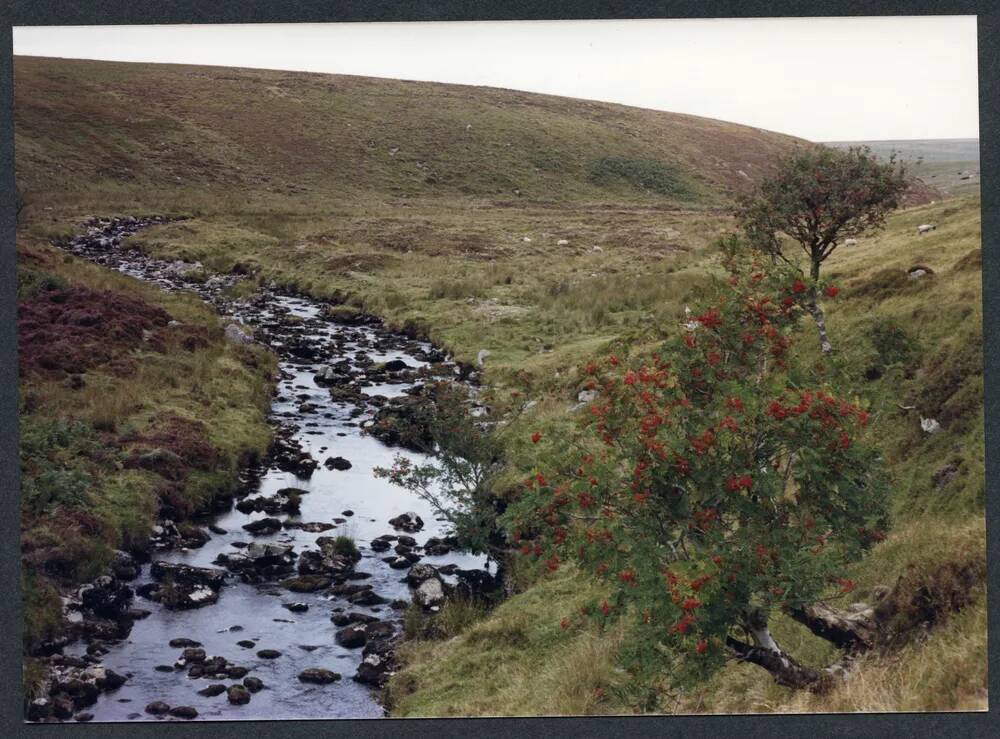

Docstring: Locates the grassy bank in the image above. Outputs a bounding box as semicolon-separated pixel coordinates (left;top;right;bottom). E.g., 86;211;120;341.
18;229;277;664
387;195;986;715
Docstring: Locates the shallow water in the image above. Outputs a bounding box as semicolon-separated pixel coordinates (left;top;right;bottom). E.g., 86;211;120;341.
57;220;487;721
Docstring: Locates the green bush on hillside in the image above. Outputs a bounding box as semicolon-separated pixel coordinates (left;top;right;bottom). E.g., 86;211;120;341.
588;156;696;197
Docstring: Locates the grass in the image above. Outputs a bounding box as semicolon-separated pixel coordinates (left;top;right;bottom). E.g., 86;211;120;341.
387;566;629;717
387;196;987;717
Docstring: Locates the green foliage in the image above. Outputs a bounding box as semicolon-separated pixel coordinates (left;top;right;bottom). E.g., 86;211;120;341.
504;254;890;686
331;535;359;558
403;598;488;641
16;268;67;301
588;156;696;198
22;573;63;653
735;145;908;280
375;383;508;560
864;317;920;370
19;418;100;516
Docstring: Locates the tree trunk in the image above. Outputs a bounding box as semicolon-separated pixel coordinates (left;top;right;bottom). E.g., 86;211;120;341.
805;292;833;354
725;635;832;692
787;602;877;654
805;256;833;354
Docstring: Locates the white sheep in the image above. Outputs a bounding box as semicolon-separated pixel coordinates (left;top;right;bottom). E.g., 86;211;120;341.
917;224;936;235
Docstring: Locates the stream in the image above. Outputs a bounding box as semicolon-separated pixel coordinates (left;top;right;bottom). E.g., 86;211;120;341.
43;216;490;722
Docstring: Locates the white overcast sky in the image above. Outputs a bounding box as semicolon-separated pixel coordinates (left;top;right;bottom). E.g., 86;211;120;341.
13;16;979;141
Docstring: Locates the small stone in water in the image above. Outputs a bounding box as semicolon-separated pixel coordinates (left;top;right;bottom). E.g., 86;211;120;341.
237;640;256;648
257;649;282;659
168;638;202;648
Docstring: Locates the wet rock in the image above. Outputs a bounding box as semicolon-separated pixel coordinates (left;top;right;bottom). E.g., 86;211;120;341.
145;701;170;716
74;712;94;722
348;589;388;606
242;517;283;535
243;676;265;693
109;550;140;581
405;563;440;587
353;652;392;687
388;512;424;533
236;492;301;516
276;487;309;497
27;698;52;722
314;366;352;386
370;535;394;552
383;359;410;372
298;668;341;684
150;561;226;590
218;541;298;582
79;576;134;619
181;647;207;663
154;665;174;673
414;578;446;609
197;684;227;697
227;684;252;705
209;525;228;535
280;574;332;593
168;638;202;648
226;666;249;679
316;535;362;563
169;705;198;719
324;456;352;471
366;395;436;451
146;562;225;609
452;568;504;600
335;626;368;649
282;602;309;613
330;611;379;627
50;695;76;720
257;649;282;659
387;555;415;570
285;521;336;533
69;614;134;642
422;536;452;556
97;669;127;691
49;666;116;709
237;640;256;649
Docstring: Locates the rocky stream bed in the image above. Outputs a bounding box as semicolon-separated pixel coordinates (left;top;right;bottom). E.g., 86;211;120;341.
27;216;496;722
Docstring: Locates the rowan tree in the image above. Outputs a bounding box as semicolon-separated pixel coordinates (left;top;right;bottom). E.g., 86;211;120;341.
505;255;890;691
735;145;908;353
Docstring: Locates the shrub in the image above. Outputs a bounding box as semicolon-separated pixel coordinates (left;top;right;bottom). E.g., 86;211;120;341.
376;383;508;564
864;317;920;370
588;156;696;198
505;254;890;690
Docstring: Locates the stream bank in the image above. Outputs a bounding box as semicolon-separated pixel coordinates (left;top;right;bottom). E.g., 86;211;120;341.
27;217;495;722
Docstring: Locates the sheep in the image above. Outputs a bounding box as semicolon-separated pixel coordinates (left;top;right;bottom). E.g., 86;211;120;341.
843;238;859;247
917;224;936;235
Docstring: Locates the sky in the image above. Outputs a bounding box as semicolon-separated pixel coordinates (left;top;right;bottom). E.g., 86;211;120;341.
13;16;980;142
